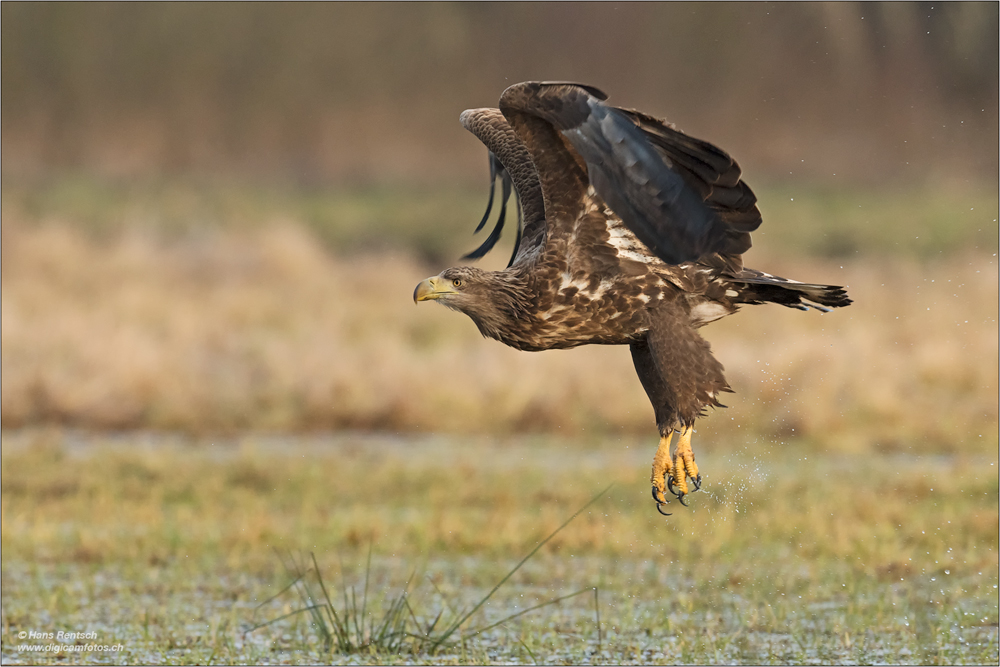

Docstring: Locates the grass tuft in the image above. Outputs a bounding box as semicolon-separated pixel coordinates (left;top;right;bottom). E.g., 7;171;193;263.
252;549;414;654
250;486;613;656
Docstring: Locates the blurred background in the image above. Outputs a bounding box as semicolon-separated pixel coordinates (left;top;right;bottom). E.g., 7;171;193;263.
3;2;998;183
2;2;998;450
2;7;998;660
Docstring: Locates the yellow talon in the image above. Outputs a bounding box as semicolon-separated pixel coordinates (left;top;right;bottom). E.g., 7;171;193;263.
650;432;674;504
670;426;699;497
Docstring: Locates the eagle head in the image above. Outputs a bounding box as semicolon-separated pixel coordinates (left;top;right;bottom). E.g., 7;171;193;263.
413;266;491;309
414;266;528;343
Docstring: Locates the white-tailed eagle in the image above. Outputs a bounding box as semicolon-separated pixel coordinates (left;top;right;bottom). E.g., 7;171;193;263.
414;82;850;515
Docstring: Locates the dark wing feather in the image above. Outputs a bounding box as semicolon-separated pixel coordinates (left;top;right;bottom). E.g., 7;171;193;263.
499;82;760;267
508;198;523;268
472;152;500;233
459;108;546;266
461;152;519;264
617;109;762;254
563;102;728;264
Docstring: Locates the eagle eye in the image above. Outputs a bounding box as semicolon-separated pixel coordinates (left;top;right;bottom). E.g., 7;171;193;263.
452;278;463;288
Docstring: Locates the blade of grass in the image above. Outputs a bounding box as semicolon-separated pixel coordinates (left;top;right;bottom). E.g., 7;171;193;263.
406;595;443;641
427;576;462;628
519;636;539;665
251;560;309;622
595;587;601;650
337;553;359;648
370;573;416;651
250;549;325;640
361;542;372;645
308;551;348;650
349;584;359;645
288;552;335;650
246;603;328;634
463;588;592;639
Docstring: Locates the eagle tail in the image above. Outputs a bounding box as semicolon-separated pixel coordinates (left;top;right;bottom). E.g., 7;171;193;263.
731;271;852;311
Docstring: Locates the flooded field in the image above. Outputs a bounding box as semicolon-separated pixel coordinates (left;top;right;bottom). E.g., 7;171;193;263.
2;430;997;664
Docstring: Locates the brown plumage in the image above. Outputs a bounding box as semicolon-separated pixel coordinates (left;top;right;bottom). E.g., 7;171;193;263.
414;82;851;514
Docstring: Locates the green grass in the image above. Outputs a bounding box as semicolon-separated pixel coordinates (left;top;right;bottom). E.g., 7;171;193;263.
1;176;491;265
752;184;999;260
3;176;997;262
2;429;997;664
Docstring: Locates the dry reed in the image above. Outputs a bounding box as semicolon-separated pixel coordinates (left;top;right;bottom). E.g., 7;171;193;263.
2;216;996;453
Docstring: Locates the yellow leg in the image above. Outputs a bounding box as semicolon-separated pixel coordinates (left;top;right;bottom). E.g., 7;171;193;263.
650;432;675;507
669;426;700;499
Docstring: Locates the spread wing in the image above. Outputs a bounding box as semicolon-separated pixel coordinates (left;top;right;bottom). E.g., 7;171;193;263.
497;81;762;269
615;108;761;269
458;108;546;267
459;83;764;272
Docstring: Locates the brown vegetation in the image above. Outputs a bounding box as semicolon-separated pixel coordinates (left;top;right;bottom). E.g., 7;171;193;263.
3;209;995;452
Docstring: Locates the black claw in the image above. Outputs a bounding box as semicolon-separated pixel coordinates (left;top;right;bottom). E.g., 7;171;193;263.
691;475;702;492
652;485;672;516
667;477;686;499
677;493;689;507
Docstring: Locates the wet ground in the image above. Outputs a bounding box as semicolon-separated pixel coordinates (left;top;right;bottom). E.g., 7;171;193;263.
2;430;997;664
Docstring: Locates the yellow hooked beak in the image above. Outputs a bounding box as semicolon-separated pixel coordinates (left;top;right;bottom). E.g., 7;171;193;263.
413;276;458;303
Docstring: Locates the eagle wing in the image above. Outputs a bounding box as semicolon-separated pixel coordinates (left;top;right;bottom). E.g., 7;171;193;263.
458;108;547;267
615;108;762;272
497;81;762;270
